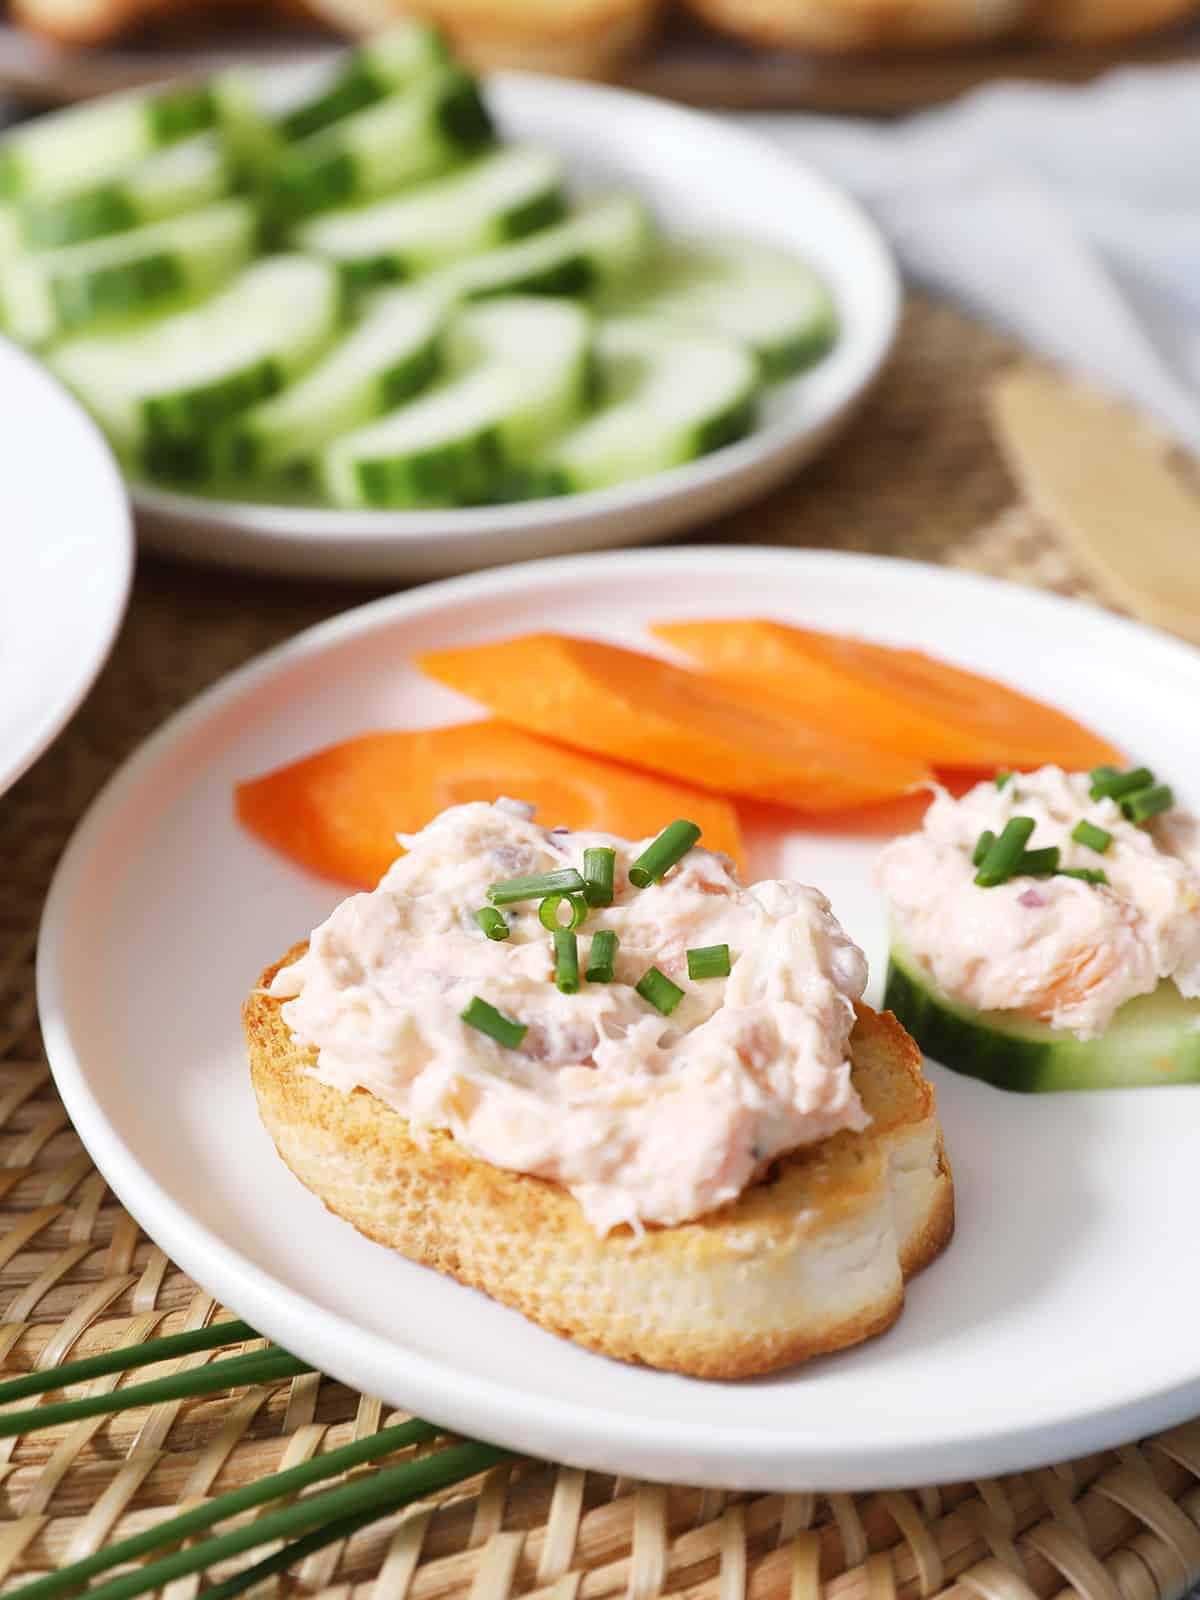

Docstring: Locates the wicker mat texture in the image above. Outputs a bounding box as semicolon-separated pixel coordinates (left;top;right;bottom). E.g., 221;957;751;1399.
2;292;1195;1600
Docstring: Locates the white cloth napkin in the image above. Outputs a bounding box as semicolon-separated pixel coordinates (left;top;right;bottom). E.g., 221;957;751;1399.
747;65;1200;453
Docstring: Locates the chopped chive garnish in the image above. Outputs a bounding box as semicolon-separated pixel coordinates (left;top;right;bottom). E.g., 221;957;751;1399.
474;906;510;941
538;892;588;932
586;929;618;983
974;816;1036;887
995;771;1014;790
583;846;616;906
636;965;685;1016
1123;784;1174;824
628;820;701;889
687;943;731;980
972;829;996;868
488;868;585;906
1016;846;1060;877
461;996;526;1049
1072;820;1112;854
554;929;580;994
1059;867;1109;886
1090;765;1154;802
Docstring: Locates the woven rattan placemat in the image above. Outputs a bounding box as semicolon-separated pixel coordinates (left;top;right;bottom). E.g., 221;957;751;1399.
4;292;1195;1599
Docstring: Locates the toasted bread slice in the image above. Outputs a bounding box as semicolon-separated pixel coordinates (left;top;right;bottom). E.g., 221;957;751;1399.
295;0;663;76
681;0;1031;51
246;942;952;1378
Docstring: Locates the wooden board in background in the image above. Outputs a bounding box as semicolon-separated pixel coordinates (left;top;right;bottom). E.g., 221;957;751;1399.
1;8;1198;111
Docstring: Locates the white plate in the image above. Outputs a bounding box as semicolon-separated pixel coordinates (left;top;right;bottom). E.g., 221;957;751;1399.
121;70;899;580
0;338;133;797
38;548;1200;1490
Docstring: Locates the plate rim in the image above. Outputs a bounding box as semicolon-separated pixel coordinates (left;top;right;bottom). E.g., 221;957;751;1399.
36;546;1200;1489
0;336;134;797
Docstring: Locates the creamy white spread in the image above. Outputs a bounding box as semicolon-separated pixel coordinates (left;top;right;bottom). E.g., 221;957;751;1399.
270;800;869;1233
877;768;1200;1039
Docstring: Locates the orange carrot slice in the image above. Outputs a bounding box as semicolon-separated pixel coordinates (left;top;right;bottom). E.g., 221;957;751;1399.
236;720;745;888
652;619;1124;772
416;633;931;808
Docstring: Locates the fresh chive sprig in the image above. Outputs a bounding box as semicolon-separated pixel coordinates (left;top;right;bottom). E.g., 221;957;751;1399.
538;892;587;932
583;847;615;906
488;868;584;906
554;930;580;994
0;1318;256;1406
687;944;731;980
1060;867;1109;886
0;1346;311;1439
1016;846;1060;878
974;817;1035;887
474;907;510;941
971;829;996;868
636;966;685;1016
1124;784;1173;824
1089;765;1154;802
8;1418;440;1600
586;930;618;983
460;996;526;1049
1072;820;1112;854
628;821;701;888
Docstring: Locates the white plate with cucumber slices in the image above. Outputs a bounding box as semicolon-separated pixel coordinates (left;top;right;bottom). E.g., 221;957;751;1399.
38;549;1200;1487
0;337;132;797
1;34;899;580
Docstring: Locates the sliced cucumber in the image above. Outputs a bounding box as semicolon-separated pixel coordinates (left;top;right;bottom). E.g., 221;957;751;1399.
213;286;445;479
537;316;756;493
884;940;1200;1093
618;239;838;379
0;199;257;347
293;145;565;288
52;255;339;469
432;192;650;303
0;84;214;201
320;296;591;508
0;135;233;256
215;21;448;167
264;70;493;224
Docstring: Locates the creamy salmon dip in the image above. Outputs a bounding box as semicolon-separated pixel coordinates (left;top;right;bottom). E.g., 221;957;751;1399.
877;767;1200;1039
269;799;870;1234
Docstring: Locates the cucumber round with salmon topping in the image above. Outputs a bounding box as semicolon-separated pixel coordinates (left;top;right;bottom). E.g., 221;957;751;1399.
320;296;592;509
292;146;566;287
263;71;493;225
52;255;340;468
0;199;257;347
617;238;839;380
536;316;758;494
884;939;1200;1093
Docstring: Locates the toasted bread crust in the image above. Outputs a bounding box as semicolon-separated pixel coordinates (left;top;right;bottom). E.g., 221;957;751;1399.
246;942;953;1377
681;0;1031;51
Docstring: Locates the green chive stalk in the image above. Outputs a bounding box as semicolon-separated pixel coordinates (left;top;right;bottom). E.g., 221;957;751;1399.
0;1319;257;1405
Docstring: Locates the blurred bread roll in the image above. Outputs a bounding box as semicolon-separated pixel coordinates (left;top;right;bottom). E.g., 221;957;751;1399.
299;0;665;75
1032;0;1200;38
680;0;1032;50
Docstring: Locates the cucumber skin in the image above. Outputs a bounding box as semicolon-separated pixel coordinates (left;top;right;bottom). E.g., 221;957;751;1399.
21;185;137;250
334;187;566;293
760;315;839;381
884;951;1200;1093
52;251;184;331
143;358;286;443
146;86;217;145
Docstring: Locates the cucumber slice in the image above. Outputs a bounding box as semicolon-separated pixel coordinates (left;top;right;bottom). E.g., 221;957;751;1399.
215;21;448;165
321;296;591;508
0;199;257;347
619;239;838;379
434;192;650;302
884;940;1200;1093
52;255;340;468
538;316;757;493
264;70;493;224
0;84;214;201
0;135;233;255
293;146;565;288
214;286;445;478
